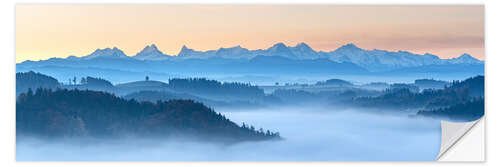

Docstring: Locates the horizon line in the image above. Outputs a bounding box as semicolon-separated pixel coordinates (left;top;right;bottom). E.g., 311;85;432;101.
17;42;479;63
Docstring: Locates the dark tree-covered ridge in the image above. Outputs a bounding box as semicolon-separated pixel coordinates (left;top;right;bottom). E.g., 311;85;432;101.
414;79;449;90
352;75;484;110
83;76;114;87
16;71;60;95
315;79;353;86
389;83;420;93
63;76;116;93
416;98;484;122
168;78;264;98
16;88;280;143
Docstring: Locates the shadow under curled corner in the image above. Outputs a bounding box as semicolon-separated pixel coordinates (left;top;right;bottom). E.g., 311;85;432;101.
437;117;484;161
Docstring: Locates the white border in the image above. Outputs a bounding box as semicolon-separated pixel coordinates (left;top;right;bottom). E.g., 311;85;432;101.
2;0;497;166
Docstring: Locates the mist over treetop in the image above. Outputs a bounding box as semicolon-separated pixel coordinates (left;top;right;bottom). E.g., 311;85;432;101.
16;88;280;143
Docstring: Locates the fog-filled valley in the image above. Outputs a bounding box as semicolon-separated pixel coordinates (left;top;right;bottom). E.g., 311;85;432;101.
17;106;441;161
16;69;484;161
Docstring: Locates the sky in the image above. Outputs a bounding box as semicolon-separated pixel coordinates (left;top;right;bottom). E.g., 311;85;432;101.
15;5;484;63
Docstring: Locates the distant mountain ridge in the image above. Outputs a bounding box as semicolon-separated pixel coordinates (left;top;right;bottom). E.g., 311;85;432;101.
322;44;483;71
176;42;321;60
84;47;129;60
133;44;171;60
24;42;482;72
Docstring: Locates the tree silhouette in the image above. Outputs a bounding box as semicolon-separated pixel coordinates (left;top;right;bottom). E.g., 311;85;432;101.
16;71;60;95
352;75;484;111
16;88;281;142
417;98;484;121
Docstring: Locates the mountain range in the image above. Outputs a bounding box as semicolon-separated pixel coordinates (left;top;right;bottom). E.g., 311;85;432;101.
59;42;483;71
16;42;484;83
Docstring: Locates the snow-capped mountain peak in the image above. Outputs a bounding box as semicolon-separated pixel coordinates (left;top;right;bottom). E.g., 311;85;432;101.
335;43;363;52
138;44;160;54
423;53;439;58
178;45;195;57
214;45;250;58
448;53;482;64
177;45;218;58
133;44;171;60
180;45;190;51
289;42;320;59
84;47;128;59
269;42;288;50
294;42;313;51
143;44;159;52
77;43;483;71
328;44;456;71
458;53;474;59
265;42;297;59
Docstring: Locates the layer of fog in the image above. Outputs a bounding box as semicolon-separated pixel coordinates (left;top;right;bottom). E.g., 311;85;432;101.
191;74;471;86
17;106;441;161
19;66;472;86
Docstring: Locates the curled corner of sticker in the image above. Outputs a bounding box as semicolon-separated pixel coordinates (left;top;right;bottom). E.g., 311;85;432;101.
437;117;483;161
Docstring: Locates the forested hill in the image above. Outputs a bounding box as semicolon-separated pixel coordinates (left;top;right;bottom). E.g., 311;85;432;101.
16;71;59;95
351;75;484;110
416;98;484;122
447;75;484;97
16;88;280;143
168;78;265;98
63;76;116;92
16;71;117;95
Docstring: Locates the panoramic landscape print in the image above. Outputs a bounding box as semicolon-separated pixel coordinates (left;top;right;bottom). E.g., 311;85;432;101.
16;5;484;161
